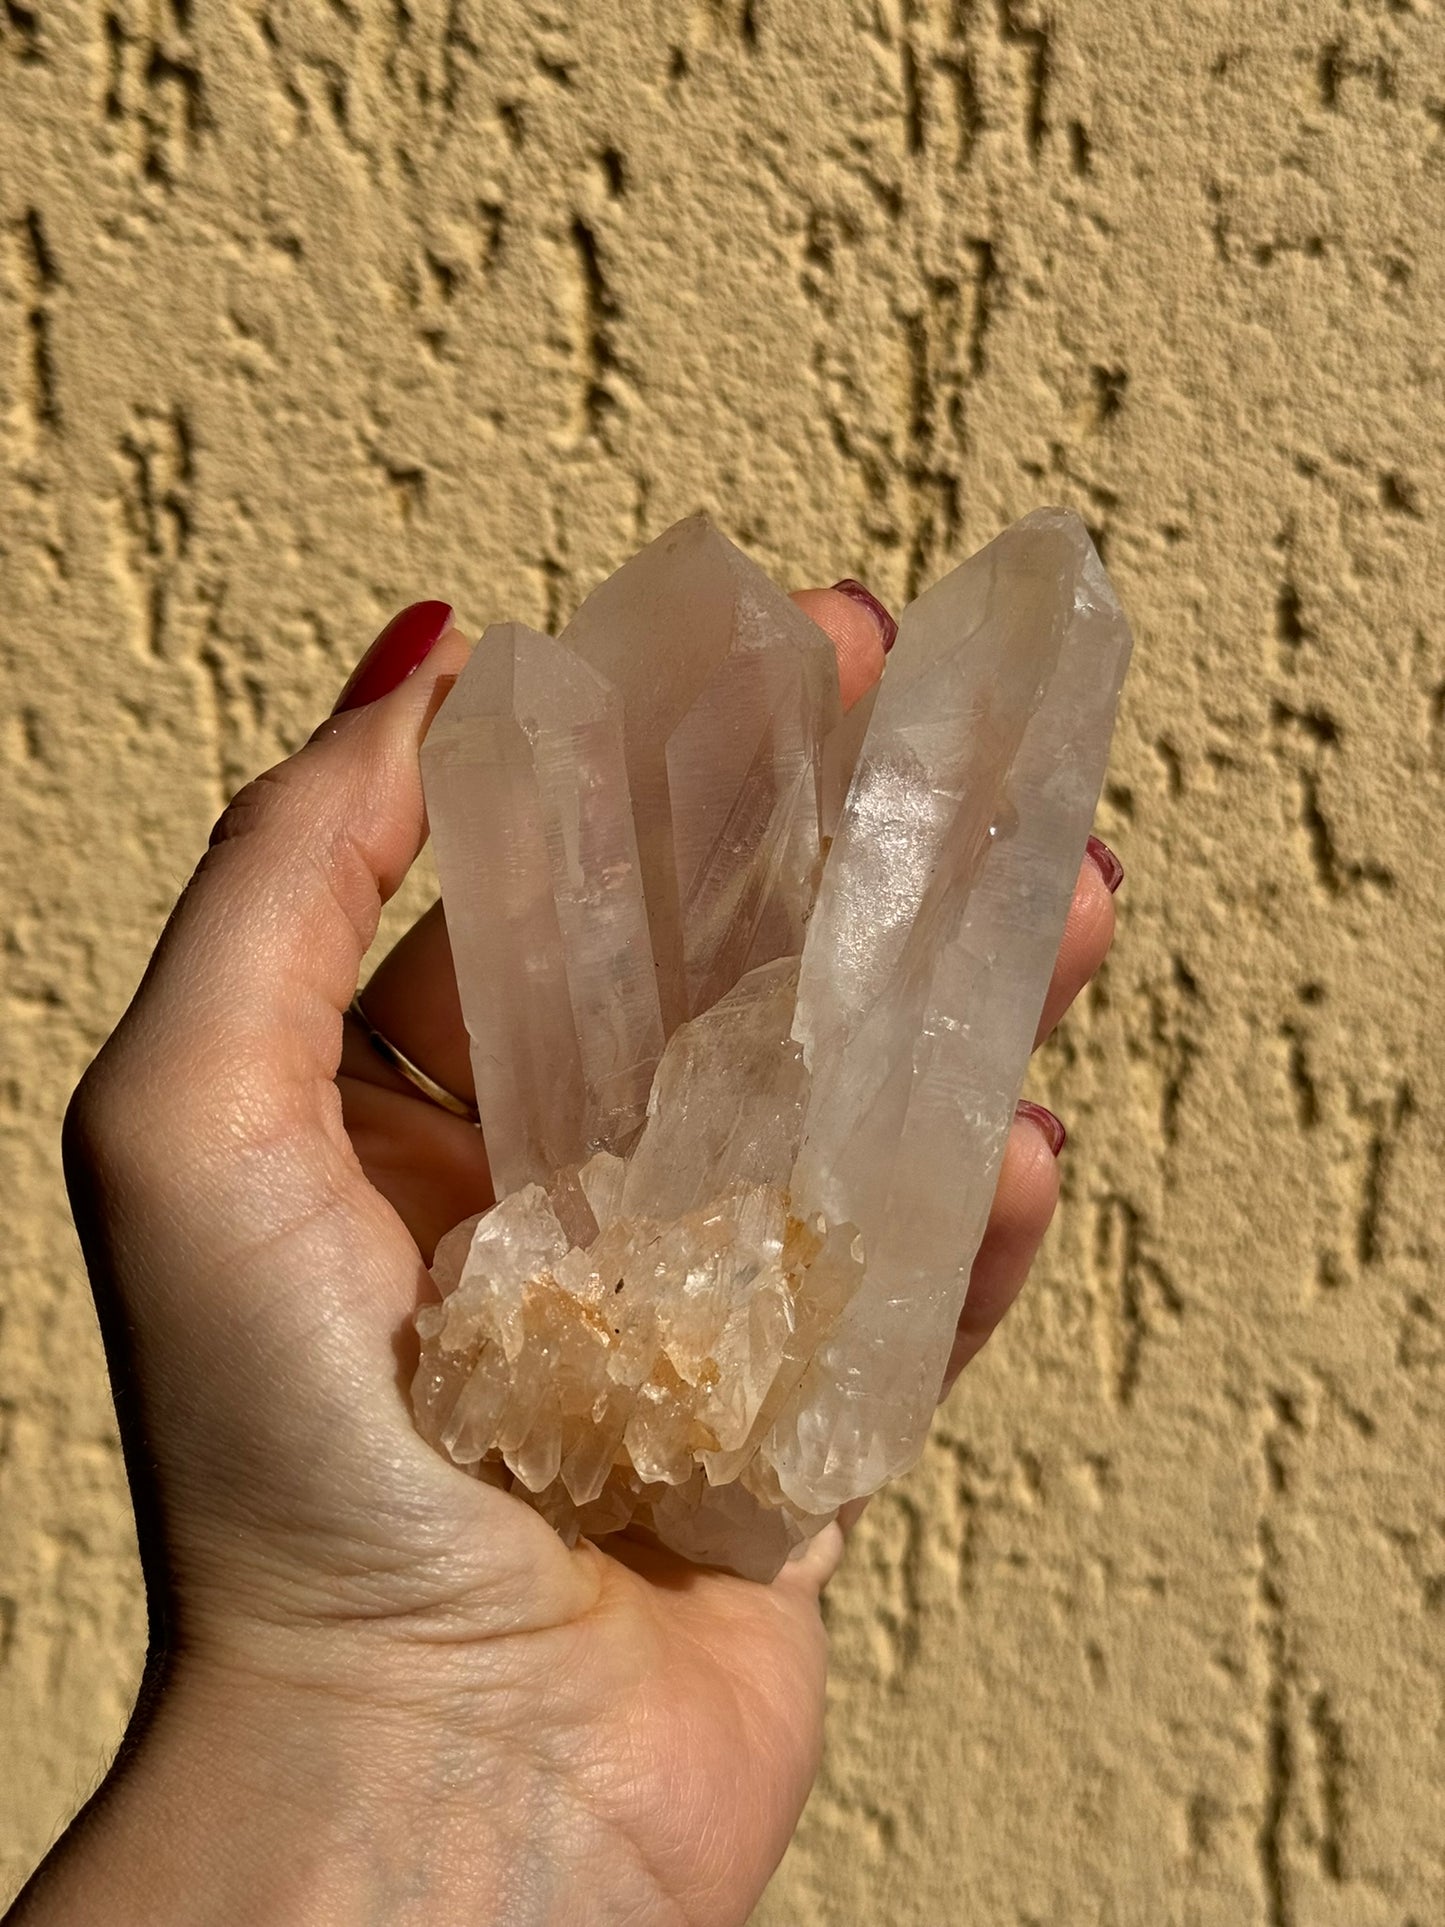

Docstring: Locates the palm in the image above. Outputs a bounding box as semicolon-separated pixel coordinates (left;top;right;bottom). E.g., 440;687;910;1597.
465;1545;828;1924
327;1062;830;1925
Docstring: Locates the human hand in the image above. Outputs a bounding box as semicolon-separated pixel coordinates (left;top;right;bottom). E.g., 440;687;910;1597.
18;586;1118;1926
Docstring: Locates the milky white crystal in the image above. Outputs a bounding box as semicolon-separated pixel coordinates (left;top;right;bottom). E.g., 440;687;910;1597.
414;509;1132;1578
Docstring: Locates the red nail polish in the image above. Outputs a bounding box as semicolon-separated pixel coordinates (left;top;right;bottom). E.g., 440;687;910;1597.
831;578;899;654
1017;1100;1067;1157
1086;834;1124;894
332;600;454;715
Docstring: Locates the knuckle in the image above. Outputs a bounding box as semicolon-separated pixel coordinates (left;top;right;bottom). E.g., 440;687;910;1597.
64;1034;215;1219
62;1047;134;1193
208;762;308;853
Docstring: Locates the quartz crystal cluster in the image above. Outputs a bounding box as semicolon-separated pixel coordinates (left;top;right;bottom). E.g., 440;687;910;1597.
414;510;1132;1580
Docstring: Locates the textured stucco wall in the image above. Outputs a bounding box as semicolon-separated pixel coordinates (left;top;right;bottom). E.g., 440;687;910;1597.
2;2;1443;1919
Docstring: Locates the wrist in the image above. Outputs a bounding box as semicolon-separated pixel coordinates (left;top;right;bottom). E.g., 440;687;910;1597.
11;1641;560;1926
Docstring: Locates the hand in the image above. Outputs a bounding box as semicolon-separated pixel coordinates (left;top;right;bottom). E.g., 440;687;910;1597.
16;588;1118;1926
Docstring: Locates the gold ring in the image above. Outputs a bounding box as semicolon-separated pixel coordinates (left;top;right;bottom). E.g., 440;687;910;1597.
347;995;480;1123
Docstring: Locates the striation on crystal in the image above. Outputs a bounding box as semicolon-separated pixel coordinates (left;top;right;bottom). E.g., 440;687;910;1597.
414;508;1132;1579
421;623;664;1195
558;514;842;1032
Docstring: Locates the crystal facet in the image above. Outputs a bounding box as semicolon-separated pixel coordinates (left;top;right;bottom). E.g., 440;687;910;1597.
421;623;664;1195
558;514;842;1033
414;508;1132;1579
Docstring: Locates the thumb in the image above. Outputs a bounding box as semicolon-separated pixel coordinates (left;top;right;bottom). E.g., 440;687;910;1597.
68;603;471;1319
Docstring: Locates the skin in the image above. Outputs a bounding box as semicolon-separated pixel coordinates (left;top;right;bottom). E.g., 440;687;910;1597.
12;589;1115;1927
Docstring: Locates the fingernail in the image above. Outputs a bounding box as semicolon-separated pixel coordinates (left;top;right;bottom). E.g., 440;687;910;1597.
1017;1100;1067;1158
332;600;455;715
832;578;899;654
1086;834;1124;894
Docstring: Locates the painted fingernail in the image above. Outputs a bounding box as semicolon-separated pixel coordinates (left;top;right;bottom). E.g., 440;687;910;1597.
832;578;899;654
1017;1100;1067;1158
332;600;455;715
1086;834;1124;894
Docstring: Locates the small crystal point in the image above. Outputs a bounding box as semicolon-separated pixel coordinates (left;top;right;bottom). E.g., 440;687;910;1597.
415;509;1132;1578
621;956;807;1221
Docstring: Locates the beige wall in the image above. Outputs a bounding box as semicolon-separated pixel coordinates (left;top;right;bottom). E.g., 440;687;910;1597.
3;2;1443;1919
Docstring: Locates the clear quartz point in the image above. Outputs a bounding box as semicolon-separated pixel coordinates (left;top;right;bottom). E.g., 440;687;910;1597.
414;508;1132;1579
421;623;664;1195
558;514;842;1032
